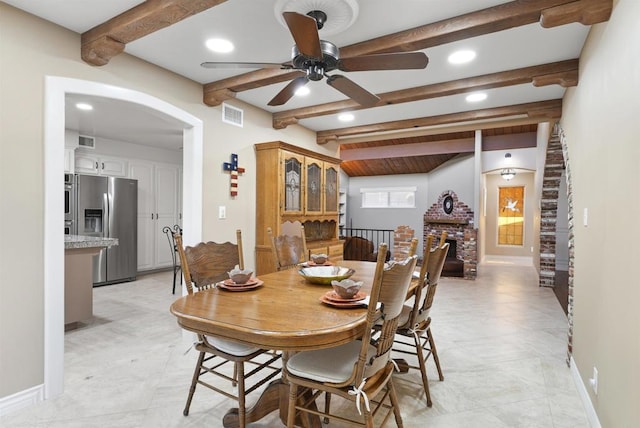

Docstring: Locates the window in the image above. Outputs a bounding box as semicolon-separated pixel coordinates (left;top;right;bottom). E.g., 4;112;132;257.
361;187;416;208
498;186;524;246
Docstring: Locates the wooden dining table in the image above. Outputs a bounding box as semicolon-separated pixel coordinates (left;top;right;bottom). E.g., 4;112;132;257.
170;259;401;427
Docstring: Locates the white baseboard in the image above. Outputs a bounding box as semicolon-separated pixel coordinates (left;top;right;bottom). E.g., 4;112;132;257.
570;356;601;428
0;384;44;417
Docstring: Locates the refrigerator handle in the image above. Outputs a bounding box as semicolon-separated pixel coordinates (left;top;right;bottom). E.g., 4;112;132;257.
103;192;109;237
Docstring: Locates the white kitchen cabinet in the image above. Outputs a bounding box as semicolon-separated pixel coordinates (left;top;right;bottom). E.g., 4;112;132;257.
129;160;180;271
75;153;128;177
64;148;75;173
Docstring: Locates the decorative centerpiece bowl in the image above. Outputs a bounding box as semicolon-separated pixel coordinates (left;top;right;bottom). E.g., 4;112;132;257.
310;253;328;264
228;267;253;284
331;279;364;299
298;266;355;285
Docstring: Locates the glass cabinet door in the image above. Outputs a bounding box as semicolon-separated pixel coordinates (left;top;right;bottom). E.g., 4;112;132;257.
281;151;304;214
324;164;338;213
305;159;322;214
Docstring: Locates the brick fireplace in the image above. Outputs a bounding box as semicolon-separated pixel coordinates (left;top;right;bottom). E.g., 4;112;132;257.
424;190;477;279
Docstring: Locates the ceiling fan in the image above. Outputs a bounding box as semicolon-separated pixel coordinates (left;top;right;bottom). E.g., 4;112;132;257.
201;11;429;107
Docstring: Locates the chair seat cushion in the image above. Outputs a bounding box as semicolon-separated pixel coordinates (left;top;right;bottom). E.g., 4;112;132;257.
396;303;431;331
398;304;412;328
286;340;376;384
205;335;261;356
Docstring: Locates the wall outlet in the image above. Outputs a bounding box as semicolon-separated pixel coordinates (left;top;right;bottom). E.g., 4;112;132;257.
218;206;226;219
589;366;598;395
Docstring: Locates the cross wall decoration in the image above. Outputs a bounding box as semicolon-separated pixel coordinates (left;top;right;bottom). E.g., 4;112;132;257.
223;153;245;197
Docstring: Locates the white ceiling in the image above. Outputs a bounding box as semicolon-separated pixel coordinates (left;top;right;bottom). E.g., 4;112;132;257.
4;0;591;150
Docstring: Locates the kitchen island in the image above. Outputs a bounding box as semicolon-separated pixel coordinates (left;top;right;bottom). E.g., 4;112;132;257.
64;235;118;330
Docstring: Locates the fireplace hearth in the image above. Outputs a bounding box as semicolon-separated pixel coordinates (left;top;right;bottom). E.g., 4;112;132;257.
442;238;464;277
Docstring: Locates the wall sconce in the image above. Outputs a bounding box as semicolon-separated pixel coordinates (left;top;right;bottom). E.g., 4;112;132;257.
501;153;516;181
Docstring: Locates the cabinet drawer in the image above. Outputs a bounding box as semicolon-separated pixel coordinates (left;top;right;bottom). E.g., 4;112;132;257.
328;243;343;260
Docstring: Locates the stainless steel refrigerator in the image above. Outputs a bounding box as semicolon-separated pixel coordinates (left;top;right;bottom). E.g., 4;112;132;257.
76;174;138;286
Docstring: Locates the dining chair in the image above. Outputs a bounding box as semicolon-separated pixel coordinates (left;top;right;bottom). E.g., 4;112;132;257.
407;237;419;257
267;223;308;271
174;231;281;427
393;233;449;407
285;244;418;427
163;224;183;294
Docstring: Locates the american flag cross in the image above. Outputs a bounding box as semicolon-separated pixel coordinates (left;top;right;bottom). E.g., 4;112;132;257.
223;154;245;197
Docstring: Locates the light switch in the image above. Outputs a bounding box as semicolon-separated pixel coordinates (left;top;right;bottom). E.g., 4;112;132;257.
583;207;588;226
218;206;226;219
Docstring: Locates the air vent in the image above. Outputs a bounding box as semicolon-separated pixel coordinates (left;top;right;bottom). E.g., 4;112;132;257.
78;135;95;149
222;103;243;127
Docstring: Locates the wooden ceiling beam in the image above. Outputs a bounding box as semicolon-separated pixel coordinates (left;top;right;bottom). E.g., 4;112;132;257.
317;100;562;145
541;0;613;28
273;59;578;129
339;118;547;145
340;138;476;161
203;70;305;106
81;0;228;66
202;0;611;106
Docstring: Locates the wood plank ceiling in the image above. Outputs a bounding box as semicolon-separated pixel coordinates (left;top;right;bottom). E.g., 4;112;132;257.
77;0;612;176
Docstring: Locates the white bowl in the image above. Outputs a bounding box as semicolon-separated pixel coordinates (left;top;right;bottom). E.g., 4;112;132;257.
331;279;363;299
297;266;355;285
228;268;253;284
310;253;328;264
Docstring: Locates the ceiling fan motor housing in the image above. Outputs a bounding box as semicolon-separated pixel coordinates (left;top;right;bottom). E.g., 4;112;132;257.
291;40;339;79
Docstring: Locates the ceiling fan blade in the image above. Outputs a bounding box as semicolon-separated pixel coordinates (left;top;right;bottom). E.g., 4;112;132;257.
283;12;323;60
201;61;290;69
268;76;310;106
326;75;380;107
338;52;429;72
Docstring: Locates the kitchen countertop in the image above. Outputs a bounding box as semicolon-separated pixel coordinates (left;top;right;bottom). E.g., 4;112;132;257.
64;235;119;249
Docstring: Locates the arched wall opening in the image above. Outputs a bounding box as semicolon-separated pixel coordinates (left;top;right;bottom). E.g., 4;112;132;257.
44;77;203;398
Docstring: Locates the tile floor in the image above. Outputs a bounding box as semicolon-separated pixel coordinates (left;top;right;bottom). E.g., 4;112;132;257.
1;259;590;427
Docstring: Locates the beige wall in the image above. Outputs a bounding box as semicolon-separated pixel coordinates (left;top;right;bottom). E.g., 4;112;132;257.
561;0;640;425
0;4;335;399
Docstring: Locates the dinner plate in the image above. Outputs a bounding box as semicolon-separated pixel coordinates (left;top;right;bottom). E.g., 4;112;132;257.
323;290;367;303
319;294;367;308
217;279;263;291
222;278;260;287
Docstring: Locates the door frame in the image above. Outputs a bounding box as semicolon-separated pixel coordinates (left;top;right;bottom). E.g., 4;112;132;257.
43;76;203;398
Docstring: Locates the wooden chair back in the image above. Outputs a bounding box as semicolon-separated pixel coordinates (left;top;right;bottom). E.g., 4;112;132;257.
267;225;308;271
347;245;418;387
407;237;419;257
404;233;449;331
174;230;244;295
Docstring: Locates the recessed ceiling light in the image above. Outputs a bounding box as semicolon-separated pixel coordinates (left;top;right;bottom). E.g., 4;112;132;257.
466;92;487;103
295;86;310;96
338;113;355;122
205;38;234;53
75;103;93;111
448;49;476;65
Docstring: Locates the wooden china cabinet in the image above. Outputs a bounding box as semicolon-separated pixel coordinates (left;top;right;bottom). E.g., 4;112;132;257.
255;141;343;275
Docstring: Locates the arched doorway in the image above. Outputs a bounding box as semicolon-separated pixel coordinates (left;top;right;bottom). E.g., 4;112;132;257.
539;123;575;363
43;77;203;398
